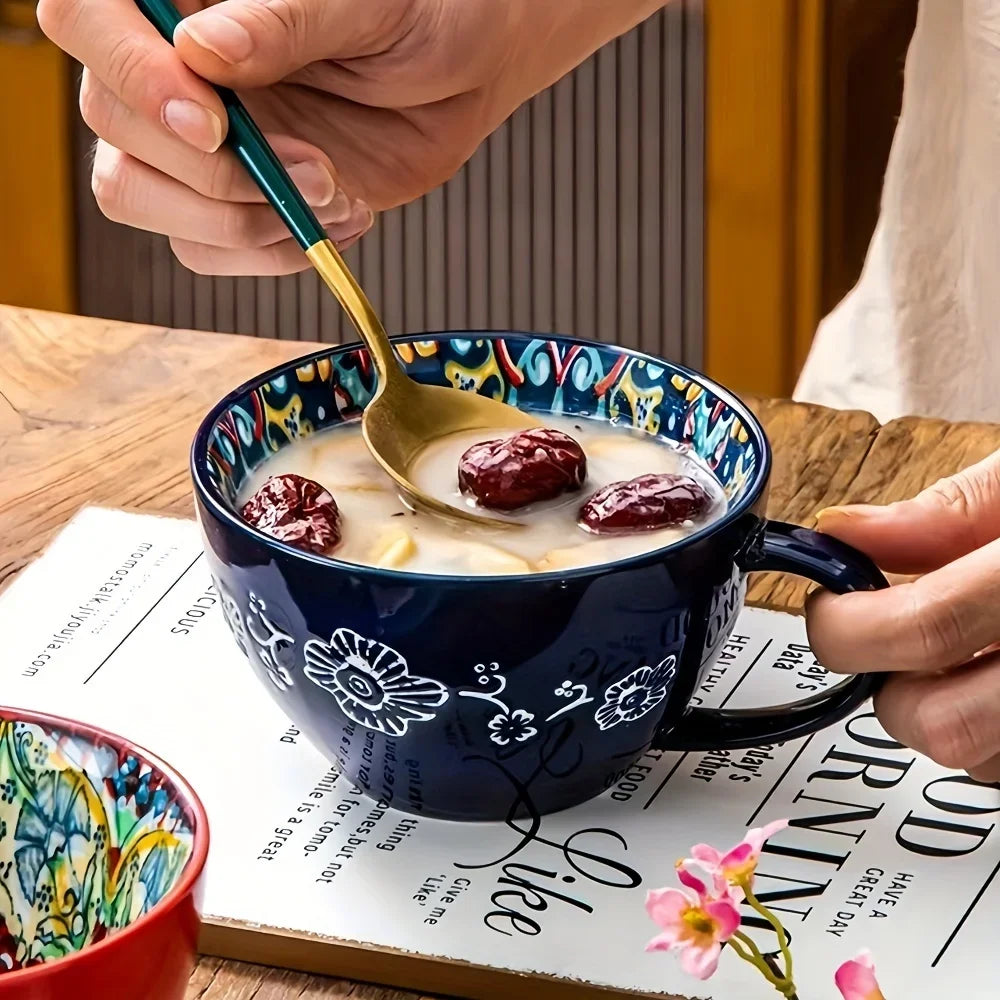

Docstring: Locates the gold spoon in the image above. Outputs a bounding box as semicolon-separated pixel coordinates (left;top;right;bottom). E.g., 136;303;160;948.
139;0;538;528
307;244;539;527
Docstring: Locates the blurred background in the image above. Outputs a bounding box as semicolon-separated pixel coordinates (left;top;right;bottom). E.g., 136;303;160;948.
0;0;917;398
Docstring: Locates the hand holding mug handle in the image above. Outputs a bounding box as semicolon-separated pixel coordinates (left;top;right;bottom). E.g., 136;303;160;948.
661;521;887;750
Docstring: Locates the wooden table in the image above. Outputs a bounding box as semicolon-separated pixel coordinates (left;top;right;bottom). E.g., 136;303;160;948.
2;303;1000;999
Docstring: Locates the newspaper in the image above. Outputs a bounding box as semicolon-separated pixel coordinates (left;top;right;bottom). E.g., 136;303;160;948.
1;508;996;999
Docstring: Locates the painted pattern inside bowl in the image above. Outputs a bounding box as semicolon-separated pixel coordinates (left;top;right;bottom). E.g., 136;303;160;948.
203;335;761;532
0;712;196;974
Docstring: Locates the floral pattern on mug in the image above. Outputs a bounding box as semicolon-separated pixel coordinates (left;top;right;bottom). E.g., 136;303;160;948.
246;593;295;691
218;582;248;656
304;628;449;736
595;655;677;731
488;709;538;746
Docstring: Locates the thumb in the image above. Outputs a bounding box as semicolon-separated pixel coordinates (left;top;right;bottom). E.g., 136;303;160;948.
174;0;401;87
816;449;1000;574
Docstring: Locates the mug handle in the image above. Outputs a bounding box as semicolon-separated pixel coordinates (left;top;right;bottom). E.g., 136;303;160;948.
660;520;888;751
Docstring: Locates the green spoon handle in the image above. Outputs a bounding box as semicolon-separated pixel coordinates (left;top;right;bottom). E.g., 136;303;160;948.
135;0;326;250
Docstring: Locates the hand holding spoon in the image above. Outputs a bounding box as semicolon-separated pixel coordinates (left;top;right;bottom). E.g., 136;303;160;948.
137;0;538;528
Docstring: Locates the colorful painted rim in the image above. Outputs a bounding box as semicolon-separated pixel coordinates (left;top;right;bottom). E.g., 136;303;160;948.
191;331;772;582
0;706;210;987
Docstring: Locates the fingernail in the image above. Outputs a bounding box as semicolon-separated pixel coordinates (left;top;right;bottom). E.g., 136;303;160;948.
332;204;374;246
179;13;254;64
162;99;223;153
286;161;337;207
350;204;375;235
815;504;883;530
326;188;353;223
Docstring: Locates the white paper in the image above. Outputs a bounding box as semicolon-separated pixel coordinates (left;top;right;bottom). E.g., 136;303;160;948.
1;508;997;999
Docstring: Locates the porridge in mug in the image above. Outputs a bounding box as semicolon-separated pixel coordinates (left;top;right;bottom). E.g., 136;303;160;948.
238;415;726;575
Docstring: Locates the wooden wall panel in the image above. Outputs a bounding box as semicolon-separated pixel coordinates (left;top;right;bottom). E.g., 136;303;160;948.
704;0;916;399
0;6;74;314
72;4;705;368
704;0;804;399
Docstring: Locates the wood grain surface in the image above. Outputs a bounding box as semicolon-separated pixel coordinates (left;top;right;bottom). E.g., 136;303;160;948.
3;304;1000;1000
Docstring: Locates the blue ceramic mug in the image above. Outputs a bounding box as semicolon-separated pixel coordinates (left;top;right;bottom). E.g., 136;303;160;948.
192;333;885;821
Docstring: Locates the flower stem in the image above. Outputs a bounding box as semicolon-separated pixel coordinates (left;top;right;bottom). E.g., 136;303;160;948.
741;883;795;984
730;932;800;999
762;954;799;1000
731;930;772;970
727;933;784;989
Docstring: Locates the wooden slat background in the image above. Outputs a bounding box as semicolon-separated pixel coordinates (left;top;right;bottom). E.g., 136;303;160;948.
72;4;704;366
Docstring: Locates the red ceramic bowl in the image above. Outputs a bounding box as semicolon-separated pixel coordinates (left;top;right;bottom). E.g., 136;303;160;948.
0;707;209;999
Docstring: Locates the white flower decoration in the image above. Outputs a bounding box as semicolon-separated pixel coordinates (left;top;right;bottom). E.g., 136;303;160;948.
487;709;537;746
218;583;248;656
594;655;677;731
246;593;295;691
304;628;449;736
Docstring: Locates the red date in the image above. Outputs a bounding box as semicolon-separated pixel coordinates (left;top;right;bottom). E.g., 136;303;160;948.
240;473;342;554
458;428;587;511
579;473;712;534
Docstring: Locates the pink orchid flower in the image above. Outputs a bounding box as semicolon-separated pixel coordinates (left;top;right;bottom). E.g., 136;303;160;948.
835;950;886;1000
675;857;746;901
675;862;709;895
645;885;741;980
688;818;789;885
